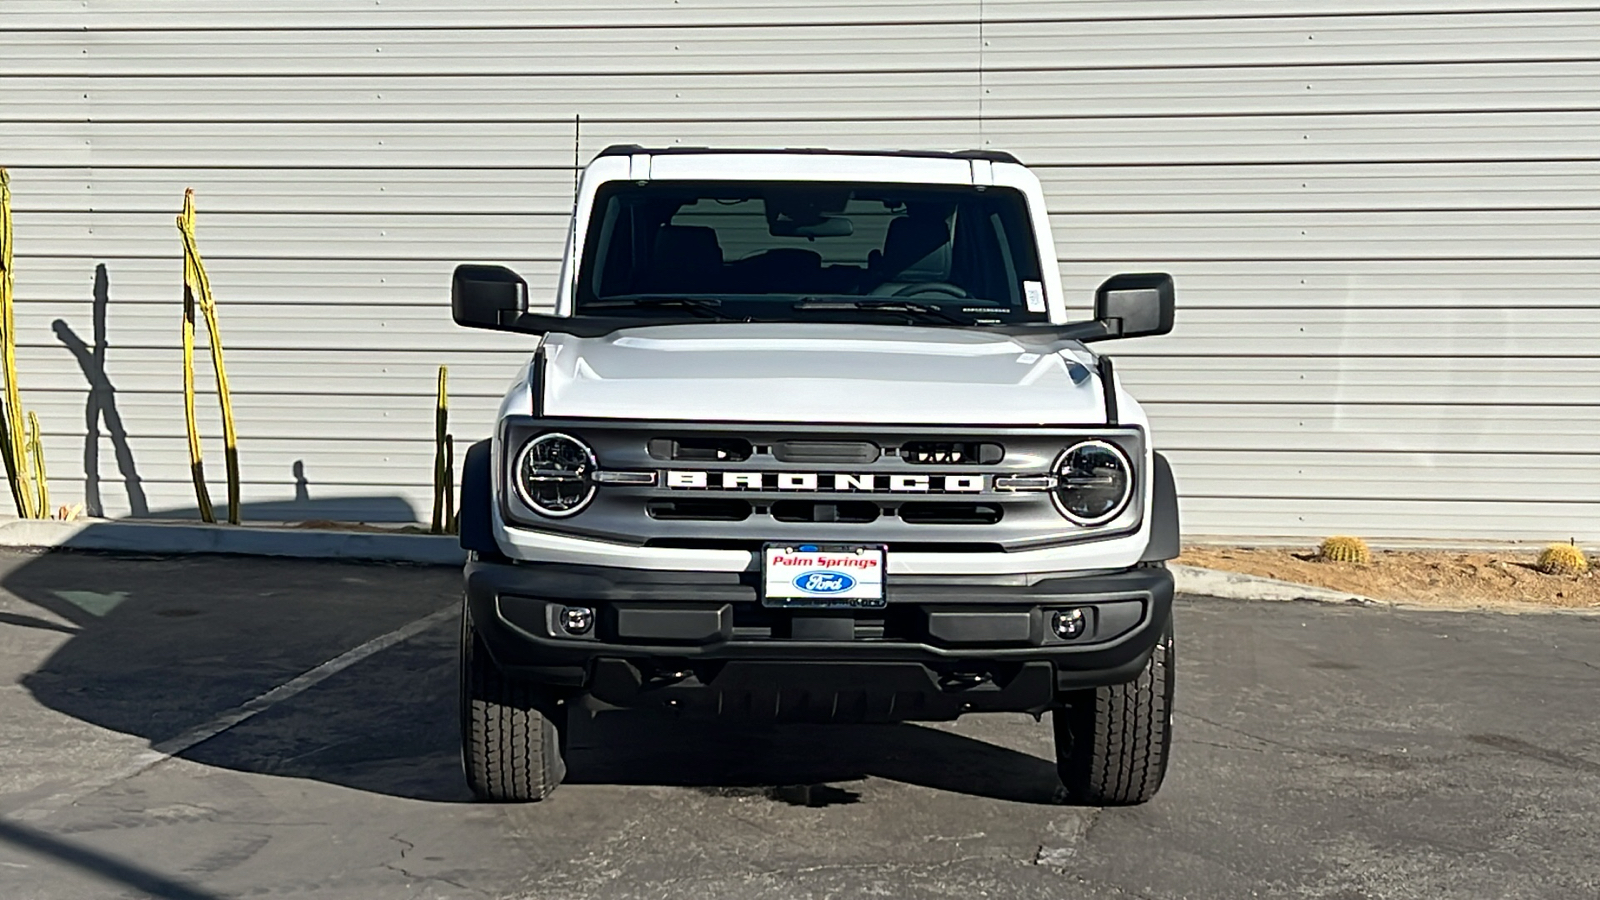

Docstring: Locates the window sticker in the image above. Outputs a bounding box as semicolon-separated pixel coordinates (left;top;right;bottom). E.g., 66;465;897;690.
1023;280;1046;313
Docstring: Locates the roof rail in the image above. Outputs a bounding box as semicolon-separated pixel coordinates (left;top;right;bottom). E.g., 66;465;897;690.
592;145;1022;165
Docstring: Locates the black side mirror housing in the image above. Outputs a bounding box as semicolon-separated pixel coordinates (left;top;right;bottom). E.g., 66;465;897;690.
1093;273;1175;340
452;264;528;331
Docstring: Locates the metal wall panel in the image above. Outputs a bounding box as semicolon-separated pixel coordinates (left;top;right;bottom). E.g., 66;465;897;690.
1;1;1596;540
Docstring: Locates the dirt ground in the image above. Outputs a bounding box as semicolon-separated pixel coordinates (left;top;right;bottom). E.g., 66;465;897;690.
1178;545;1600;611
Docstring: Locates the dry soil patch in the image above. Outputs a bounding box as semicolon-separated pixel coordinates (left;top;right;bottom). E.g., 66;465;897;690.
1178;546;1600;611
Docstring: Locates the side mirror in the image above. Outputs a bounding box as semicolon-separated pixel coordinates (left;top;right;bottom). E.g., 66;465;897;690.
452;264;528;331
1094;273;1175;340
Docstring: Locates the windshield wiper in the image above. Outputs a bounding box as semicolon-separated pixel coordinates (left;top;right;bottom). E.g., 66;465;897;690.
792;298;974;326
582;295;730;319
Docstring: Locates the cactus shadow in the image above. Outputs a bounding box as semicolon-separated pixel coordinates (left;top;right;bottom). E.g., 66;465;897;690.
51;263;148;518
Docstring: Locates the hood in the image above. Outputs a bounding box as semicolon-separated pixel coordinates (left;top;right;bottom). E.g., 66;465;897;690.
538;322;1110;426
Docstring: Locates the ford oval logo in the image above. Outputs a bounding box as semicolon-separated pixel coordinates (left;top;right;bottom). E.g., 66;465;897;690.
794;571;856;595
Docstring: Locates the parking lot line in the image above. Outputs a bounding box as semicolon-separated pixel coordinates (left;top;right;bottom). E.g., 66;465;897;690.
6;604;456;823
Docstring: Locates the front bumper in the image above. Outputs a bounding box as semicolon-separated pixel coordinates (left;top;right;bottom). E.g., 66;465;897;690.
465;558;1172;722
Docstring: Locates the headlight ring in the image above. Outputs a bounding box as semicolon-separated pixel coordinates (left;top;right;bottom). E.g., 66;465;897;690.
1051;439;1134;526
513;432;597;517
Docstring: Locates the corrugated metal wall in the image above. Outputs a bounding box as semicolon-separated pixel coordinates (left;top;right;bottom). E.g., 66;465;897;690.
2;1;1597;539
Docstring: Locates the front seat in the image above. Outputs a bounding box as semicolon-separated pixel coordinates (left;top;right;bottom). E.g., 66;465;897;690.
870;214;952;295
644;225;724;294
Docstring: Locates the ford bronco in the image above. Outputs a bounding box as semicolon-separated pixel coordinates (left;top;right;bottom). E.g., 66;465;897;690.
451;146;1179;805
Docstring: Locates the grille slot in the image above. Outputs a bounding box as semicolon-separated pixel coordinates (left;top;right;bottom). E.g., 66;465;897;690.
898;502;1005;525
771;500;880;524
648;436;752;462
771;440;881;464
646;499;752;522
900;441;1004;465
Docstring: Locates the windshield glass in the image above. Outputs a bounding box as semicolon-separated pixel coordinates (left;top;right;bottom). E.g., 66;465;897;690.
575;181;1047;325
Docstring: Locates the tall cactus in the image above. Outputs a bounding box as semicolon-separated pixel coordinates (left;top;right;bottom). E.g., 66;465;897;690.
0;169;38;518
27;410;47;517
177;189;241;524
432;366;450;534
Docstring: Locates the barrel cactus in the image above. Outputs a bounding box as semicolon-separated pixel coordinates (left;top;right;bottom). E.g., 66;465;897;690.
1317;535;1371;565
1536;543;1589;576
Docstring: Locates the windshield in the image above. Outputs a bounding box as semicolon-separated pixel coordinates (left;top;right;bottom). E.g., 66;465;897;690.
575;181;1048;325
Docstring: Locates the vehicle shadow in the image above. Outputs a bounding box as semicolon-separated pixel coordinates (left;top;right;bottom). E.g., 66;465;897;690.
8;548;1065;808
567;709;1065;805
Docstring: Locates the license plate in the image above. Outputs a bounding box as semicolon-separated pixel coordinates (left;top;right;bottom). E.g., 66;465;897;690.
762;544;886;608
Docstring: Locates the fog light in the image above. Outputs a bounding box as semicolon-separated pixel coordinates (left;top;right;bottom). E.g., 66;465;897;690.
1051;608;1088;640
559;606;594;636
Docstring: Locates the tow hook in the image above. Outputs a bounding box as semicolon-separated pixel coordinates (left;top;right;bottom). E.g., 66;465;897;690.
938;670;992;692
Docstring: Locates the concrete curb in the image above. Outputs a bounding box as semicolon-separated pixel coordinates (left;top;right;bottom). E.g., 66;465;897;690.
1169;564;1382;606
0;517;1384;606
0;518;467;566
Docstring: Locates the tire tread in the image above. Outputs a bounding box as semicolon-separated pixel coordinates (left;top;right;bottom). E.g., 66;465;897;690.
1054;617;1174;805
461;608;566;802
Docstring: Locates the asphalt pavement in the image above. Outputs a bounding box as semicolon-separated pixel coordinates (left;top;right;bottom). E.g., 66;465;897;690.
0;549;1595;899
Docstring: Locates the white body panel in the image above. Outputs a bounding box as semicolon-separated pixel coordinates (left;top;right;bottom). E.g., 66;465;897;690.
540;323;1103;426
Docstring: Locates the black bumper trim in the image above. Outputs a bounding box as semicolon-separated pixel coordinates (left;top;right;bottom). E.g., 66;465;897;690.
589;659;1062;723
465;559;1173;704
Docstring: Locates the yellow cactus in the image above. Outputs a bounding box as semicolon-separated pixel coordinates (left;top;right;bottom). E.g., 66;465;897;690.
178;188;240;524
1317;535;1372;565
1536;543;1589;577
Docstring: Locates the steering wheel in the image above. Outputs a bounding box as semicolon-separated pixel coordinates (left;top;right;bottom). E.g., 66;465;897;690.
891;281;971;300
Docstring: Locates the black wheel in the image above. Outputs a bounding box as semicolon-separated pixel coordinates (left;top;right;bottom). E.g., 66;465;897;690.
460;604;568;802
1052;615;1174;805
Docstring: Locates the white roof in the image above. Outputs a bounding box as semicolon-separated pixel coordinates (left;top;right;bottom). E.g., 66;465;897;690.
598;148;1025;186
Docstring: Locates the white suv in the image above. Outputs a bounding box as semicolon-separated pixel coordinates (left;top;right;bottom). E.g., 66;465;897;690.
451;147;1179;805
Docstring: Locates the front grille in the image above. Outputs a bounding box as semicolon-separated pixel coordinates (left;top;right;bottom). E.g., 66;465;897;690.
771;499;880;523
898;502;1004;525
648;436;752;462
772;440;880;464
646;498;751;521
501;418;1146;552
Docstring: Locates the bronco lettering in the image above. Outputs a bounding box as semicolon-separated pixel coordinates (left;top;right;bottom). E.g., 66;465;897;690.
664;472;991;492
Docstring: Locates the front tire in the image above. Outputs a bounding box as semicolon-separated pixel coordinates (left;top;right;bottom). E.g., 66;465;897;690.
460;606;568;802
1053;615;1175;805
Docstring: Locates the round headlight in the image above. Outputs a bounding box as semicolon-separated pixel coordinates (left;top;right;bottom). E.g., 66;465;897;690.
514;433;596;517
1052;440;1134;525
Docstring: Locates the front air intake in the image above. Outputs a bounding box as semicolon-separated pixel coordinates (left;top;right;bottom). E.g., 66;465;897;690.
898;502;1005;525
646;499;752;522
771;440;881;464
771;500;880;524
647;436;753;462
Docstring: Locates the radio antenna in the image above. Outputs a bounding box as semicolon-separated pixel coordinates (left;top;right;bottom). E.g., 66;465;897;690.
571;113;582;206
566;113;583;307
